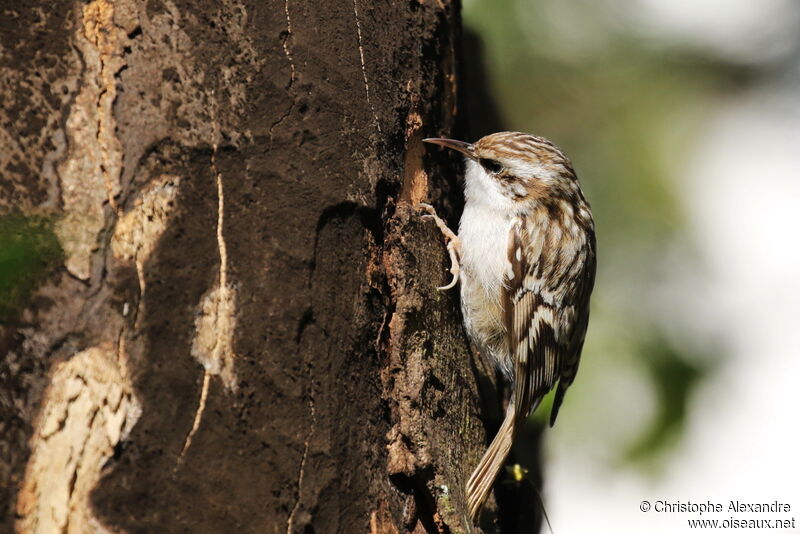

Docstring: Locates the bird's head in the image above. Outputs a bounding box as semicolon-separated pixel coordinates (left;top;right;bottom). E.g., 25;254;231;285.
423;131;581;208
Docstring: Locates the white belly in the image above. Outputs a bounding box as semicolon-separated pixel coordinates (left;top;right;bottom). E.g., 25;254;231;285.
459;204;511;296
458;203;514;376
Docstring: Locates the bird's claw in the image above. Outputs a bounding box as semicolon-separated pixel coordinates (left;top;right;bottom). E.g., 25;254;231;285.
437;276;458;291
418;203;438;222
417;203;461;291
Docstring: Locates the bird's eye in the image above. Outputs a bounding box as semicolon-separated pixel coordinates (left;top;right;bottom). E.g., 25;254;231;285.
480;158;502;174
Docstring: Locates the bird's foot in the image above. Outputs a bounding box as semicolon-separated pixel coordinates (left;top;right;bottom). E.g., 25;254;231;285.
418;203;461;290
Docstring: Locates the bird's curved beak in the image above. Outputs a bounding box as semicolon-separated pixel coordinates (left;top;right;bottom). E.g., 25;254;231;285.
422;138;476;160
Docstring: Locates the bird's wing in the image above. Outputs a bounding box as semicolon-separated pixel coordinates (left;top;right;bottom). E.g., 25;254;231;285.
502;215;595;425
549;234;595;425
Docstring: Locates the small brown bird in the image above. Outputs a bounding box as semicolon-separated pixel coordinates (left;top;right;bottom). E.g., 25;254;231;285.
421;131;596;520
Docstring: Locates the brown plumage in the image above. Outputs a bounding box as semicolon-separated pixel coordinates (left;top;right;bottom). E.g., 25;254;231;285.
421;131;596;520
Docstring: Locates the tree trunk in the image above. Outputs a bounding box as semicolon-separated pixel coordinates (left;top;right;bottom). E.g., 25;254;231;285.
0;0;523;532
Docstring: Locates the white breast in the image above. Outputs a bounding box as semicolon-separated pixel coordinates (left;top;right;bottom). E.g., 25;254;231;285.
457;159;515;373
459;203;511;296
459;159;514;295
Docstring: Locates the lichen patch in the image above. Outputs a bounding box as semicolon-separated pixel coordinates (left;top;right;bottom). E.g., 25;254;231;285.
190;282;237;390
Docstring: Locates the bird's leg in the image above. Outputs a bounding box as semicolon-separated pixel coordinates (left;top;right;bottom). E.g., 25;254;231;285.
418;203;461;291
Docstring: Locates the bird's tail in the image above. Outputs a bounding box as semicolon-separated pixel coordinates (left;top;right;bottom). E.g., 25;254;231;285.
466;405;516;520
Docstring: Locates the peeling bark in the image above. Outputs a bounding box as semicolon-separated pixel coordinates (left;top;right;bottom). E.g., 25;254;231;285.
0;0;515;532
55;0;127;280
15;346;140;534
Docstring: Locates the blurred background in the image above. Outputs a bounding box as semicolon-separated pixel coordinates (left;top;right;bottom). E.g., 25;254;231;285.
462;0;800;531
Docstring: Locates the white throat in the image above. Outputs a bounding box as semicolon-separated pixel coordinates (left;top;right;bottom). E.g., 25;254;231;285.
458;158;514;297
462;159;514;213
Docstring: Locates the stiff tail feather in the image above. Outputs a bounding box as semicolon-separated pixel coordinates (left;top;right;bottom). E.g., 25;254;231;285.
466;406;516;520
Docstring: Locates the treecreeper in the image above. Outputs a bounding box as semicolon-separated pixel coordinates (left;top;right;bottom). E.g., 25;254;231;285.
420;131;597;520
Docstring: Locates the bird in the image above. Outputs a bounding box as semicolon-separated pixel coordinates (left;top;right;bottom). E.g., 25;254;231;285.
420;131;596;521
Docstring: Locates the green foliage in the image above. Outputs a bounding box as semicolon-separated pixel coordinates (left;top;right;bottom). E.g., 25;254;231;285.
0;214;62;319
625;336;717;467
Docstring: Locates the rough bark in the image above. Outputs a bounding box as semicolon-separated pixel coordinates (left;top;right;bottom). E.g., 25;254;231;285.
0;0;526;532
